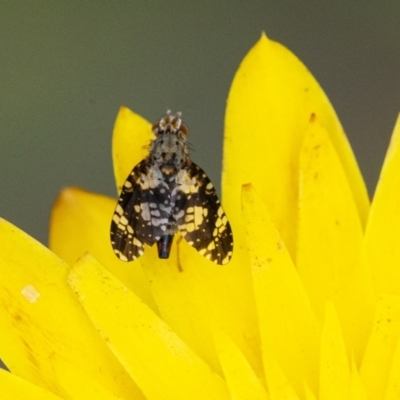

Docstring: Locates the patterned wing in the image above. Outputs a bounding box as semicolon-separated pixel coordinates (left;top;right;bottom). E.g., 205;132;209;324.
174;163;233;265
110;160;172;261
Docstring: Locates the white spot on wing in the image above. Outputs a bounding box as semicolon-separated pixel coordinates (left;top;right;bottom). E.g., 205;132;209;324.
141;203;151;220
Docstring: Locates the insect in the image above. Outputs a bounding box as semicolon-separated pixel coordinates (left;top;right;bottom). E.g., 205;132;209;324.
110;111;233;265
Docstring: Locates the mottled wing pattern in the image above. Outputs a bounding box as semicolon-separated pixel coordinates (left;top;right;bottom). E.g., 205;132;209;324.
110;159;171;261
175;163;233;265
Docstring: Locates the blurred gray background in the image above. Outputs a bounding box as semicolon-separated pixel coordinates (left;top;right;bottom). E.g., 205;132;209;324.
1;2;400;245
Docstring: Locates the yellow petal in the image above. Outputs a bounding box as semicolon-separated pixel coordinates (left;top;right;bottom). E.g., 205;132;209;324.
320;302;350;400
365;114;400;296
384;332;400;400
213;327;270;400
242;183;320;397
139;233;262;379
49;187;157;313
263;354;301;400
139;243;221;373
68;253;231;400
0;218;142;400
0;369;63;400
297;116;374;359
112;106;153;193
304;384;318;400
39;356;131;400
360;295;400;399
223;33;368;257
349;358;368;400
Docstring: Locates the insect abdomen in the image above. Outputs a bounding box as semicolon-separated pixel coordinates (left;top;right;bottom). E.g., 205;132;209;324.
156;234;174;258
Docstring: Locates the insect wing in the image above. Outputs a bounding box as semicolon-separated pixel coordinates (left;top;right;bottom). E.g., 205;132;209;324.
175;163;233;265
110;160;168;261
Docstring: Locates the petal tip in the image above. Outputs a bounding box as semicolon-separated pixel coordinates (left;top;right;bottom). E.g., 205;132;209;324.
118;105;131;116
76;251;94;263
53;187;85;209
257;31;271;48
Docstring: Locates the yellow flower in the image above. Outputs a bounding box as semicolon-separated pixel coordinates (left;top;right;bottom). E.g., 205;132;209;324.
1;32;400;399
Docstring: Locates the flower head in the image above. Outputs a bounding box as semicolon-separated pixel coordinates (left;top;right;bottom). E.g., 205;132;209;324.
1;33;400;399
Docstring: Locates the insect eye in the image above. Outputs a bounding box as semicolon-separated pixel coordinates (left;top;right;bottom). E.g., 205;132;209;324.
152;121;162;136
179;123;189;138
161;152;166;158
